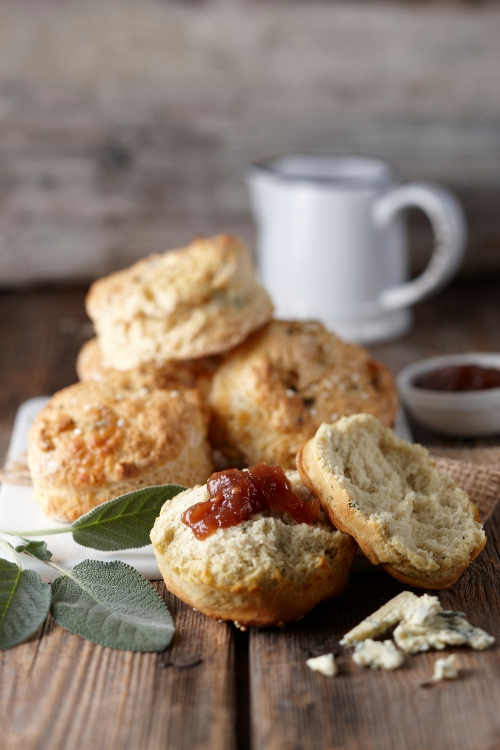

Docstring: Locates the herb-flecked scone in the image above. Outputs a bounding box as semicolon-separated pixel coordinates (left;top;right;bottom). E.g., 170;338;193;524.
297;414;486;589
208;320;398;468
85;234;273;368
28;380;213;522
76;337;219;402
150;467;357;626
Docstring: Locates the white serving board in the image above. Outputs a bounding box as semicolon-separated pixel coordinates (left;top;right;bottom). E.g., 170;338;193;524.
0;397;413;582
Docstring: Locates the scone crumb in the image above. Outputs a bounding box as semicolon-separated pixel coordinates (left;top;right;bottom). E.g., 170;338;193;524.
432;654;459;682
306;653;338;677
233;621;247;632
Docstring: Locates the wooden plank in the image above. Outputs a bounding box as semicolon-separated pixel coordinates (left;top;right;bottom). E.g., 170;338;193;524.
0;289;89;460
0;1;500;284
248;278;500;749
369;279;500;385
248;507;500;750
0;586;237;750
2;284;500;749
0;289;239;749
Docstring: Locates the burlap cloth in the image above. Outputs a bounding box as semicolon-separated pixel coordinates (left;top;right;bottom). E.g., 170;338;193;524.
432;447;500;523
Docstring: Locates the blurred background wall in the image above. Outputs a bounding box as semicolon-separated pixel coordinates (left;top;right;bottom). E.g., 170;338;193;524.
0;0;499;285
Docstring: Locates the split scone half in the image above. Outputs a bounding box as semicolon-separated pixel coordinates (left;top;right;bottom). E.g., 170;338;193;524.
297;414;486;589
86;234;273;368
150;470;356;626
28;380;213;522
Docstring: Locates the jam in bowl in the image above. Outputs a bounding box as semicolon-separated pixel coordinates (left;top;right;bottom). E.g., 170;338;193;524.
413;363;500;392
397;353;500;437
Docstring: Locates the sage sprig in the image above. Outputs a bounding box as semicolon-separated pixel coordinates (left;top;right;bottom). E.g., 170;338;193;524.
51;559;175;651
1;483;185;550
71;485;184;550
15;540;53;561
0;557;51;649
0;483;184;652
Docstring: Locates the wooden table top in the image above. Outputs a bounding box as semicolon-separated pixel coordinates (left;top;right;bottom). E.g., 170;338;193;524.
1;281;500;750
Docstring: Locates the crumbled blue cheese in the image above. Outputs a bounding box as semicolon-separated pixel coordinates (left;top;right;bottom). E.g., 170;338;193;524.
402;594;442;625
341;591;495;656
432;654;459;682
394;609;495;654
352;639;404;671
340;591;419;646
306;653;338;677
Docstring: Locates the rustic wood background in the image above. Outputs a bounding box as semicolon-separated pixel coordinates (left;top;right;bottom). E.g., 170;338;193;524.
0;0;499;284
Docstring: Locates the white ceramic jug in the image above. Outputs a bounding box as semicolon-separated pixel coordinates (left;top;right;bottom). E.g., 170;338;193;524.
248;155;466;342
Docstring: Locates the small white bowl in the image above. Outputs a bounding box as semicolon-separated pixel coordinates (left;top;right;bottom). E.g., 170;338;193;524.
397;353;500;437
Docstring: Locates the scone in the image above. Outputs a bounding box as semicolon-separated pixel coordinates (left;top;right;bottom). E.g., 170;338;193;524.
150;466;356;626
86;234;273;368
209;320;398;468
297;414;486;589
76;337;219;400
28;380;213;522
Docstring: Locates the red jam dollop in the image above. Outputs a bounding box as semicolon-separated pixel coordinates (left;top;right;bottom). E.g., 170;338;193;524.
413;364;500;392
181;464;321;539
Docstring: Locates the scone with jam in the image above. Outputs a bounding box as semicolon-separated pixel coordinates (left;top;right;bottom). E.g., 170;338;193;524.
151;465;356;626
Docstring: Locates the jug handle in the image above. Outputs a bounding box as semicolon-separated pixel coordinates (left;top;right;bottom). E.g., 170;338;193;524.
373;182;466;310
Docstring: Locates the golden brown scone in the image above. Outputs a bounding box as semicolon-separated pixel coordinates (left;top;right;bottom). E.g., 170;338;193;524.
150;470;356;626
76;337;219;401
28;381;213;522
208;320;398;468
297;415;486;589
85;234;273;368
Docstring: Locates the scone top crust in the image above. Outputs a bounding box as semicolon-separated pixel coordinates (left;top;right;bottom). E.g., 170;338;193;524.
298;414;486;589
151;470;356;593
85;234;273;363
29;380;208;489
209;319;398;467
76;337;219;396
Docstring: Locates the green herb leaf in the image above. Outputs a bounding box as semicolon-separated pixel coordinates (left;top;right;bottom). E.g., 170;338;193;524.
71;484;185;550
15;540;53;561
0;558;51;649
51;560;174;651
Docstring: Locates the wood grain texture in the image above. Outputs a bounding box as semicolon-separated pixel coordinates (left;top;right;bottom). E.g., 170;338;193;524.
0;586;237;750
0;288;239;750
1;282;500;749
0;1;500;283
249;506;500;750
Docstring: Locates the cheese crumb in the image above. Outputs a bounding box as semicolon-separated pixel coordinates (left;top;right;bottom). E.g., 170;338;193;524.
306;653;338;677
432;654;459;682
352;639;404;671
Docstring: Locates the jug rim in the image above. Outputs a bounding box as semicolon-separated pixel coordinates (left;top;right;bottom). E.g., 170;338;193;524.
250;154;396;188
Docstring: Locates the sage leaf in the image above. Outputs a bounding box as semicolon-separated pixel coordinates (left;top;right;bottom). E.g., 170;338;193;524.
51;560;174;651
0;558;51;649
15;540;53;561
71;484;185;550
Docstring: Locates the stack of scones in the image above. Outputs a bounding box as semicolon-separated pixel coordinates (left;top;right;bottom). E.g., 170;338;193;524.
28;234;485;627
